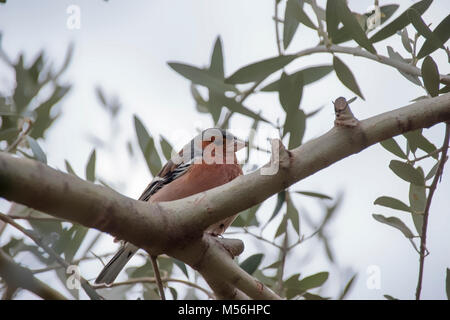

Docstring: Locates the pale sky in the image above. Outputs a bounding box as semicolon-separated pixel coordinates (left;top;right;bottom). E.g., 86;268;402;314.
0;0;449;299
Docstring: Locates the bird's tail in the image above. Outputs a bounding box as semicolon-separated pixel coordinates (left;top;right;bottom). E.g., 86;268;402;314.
95;242;138;284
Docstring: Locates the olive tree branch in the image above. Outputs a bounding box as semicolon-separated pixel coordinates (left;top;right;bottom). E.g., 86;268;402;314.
93;276;215;299
295;44;450;86
0;93;449;299
415;122;450;300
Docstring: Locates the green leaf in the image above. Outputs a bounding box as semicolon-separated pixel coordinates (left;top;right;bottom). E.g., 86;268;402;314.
374;196;411;212
134;115;162;176
404;130;437;156
287;197;300;235
226;55;297;84
389;160;425;186
261;65;333;91
294;191;332;200
421;56;440;97
232;203;260;227
425;161;439;180
26;136;47;164
376;5;400;25
409;181;426;235
384;294;398;300
408;8;444;56
63;224;88;263
298;272;329;291
268;191;286;223
335;0;376;54
372;214;415;238
303;292;330;300
253;270;277;287
0;128;20;141
380;138;407;159
370;0;433;43
285;109;306;149
417;14;450;59
275;215;288;238
172;258;189;279
283;0;302;50
284;273;301;299
332;5;400;44
31;85;71;139
168;62;237;93
386;46;421;86
160;135;174;161
85;149;96;182
262;260;281;270
213;94;269;123
295;3;316;30
446;268;450;300
400;28;413;53
440;85;450;94
279;72;303;113
64;159;77;176
333;56;364;100
339;274;357;300
240;253;264;275
323;237;335;263
207;37;226;124
210;36;224;78
326;0;340;41
169;287;178;300
126;260;155;278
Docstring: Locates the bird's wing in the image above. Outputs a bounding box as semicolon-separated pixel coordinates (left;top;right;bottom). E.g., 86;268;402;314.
138;160;192;201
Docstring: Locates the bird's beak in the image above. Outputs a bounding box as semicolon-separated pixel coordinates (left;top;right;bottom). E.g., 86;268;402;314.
234;138;248;151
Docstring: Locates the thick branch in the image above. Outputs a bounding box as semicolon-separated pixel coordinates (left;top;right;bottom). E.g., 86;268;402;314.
172;235;280;300
166;93;450;232
0;93;449;299
295;44;450;85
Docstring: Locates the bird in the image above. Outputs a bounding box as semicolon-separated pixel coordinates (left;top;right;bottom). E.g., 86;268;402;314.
95;128;247;293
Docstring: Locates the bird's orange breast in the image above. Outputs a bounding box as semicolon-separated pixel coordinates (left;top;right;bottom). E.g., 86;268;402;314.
149;163;242;203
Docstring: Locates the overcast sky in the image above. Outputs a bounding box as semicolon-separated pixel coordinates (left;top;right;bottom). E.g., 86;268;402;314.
0;0;449;300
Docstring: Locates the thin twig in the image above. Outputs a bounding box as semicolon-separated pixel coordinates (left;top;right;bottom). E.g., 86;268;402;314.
274;0;282;55
275;230;289;296
93;276;215;299
415;123;450;300
226;228;282;249
407;147;446;164
149;255;166;300
287;229;320;250
295;44;450;86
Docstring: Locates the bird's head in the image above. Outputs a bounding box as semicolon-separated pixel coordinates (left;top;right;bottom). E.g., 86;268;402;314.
200;128;248;153
176;128;247;165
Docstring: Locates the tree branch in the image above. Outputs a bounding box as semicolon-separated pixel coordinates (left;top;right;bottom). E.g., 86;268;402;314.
0;93;449;299
295;44;450;86
415;122;450;300
93;276;215;299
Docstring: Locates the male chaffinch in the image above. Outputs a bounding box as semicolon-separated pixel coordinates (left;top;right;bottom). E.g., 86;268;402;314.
95;128;247;285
